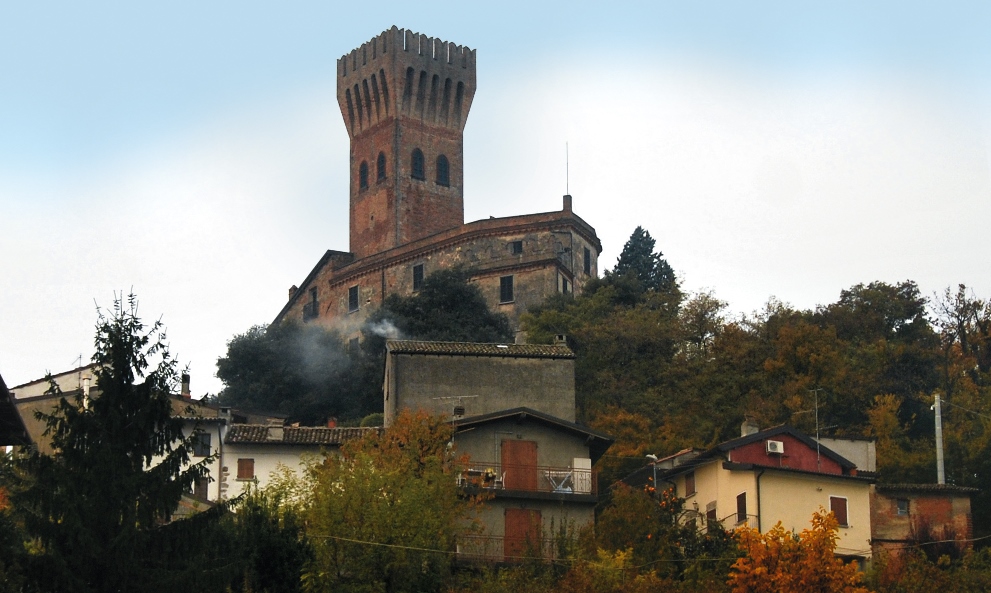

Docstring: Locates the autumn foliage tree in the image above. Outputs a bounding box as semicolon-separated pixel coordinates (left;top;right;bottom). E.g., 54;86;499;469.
301;410;482;593
728;510;869;593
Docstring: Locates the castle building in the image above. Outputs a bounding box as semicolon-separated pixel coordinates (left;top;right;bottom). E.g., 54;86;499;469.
273;27;601;337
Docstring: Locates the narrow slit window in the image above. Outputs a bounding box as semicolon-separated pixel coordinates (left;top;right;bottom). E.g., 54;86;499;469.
376;152;386;181
436;154;450;186
411;148;425;180
500;276;514;304
359;161;369;190
583;247;591;275
348;285;359;312
413;264;424;291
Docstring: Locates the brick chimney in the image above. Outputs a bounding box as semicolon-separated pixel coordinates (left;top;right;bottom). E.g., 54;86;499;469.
563;194;573;212
181;373;191;399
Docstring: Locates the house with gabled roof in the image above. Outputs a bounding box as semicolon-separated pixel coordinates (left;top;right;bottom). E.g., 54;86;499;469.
383;338;613;562
627;423;874;564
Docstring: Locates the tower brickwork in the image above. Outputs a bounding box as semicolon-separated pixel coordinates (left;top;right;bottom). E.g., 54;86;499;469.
338;27;477;259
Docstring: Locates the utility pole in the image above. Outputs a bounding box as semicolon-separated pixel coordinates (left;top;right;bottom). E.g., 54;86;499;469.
934;393;945;485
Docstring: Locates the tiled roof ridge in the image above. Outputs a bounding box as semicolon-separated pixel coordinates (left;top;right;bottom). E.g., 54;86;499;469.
386;340;574;358
225;424;375;445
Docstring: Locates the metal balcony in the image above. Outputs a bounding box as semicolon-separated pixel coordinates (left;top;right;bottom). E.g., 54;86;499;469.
456;461;597;496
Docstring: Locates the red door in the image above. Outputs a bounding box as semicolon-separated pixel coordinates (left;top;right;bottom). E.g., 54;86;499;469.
504;508;541;561
502;440;537;491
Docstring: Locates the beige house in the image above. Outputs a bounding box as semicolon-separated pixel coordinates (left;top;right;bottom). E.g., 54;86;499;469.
631;425;873;563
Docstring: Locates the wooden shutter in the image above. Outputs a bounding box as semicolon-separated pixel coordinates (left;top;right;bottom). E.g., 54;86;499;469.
504;508;541;561
736;492;747;524
237;458;255;480
502;440;537;491
830;496;849;526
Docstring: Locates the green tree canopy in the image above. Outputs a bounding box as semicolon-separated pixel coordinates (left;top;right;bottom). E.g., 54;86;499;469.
609;226;678;297
216;322;379;425
10;294;235;592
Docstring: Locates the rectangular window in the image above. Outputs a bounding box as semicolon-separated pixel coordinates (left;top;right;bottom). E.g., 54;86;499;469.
193;476;209;500
237;458;255;481
897;499;909;516
685;471;696;496
412;264;424;291
583;247;591;275
736;492;747;524
830;496;849;527
348;285;359;312
561;277;570;295
303;287;319;321
510;240;523;255
499;275;514;303
192;432;211;457
348;337;360;353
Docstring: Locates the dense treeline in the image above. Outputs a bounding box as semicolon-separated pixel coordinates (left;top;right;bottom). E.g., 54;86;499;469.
522;228;991;539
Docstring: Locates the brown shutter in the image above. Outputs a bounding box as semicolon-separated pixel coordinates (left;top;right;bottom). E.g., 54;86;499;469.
504;508;541;561
736;492;747;524
830;496;848;526
502;440;538;491
237;458;255;480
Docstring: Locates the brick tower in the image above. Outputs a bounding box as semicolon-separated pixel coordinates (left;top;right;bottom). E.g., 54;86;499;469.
337;27;477;259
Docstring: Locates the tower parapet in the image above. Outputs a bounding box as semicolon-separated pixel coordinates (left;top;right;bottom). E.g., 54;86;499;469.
337;26;477;137
338;27;476;259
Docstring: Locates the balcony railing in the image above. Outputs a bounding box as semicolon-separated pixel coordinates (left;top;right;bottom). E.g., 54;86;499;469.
457;461;597;496
456;535;559;563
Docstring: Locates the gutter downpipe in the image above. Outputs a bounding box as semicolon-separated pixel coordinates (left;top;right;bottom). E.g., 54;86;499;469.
756;468;765;532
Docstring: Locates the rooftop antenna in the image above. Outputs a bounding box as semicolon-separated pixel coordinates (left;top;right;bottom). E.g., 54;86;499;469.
566;142;570;195
809;387;824;472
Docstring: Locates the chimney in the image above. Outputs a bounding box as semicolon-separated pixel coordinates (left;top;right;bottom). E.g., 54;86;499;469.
327;417;337;428
267;426;284;441
181;373;191;399
288;285;298;300
553;334;567;346
562;194;572;212
741;419;760;437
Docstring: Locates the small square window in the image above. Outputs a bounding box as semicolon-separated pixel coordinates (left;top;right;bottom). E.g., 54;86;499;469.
348;285;359;312
413;264;424;291
897;499;909;516
830;496;849;527
499;276;514;304
685;471;696;496
192;432;211;457
237;458;255;481
510;240;523;255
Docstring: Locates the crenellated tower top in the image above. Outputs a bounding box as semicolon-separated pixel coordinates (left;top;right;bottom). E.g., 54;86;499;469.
337;26;477;138
338;27;477;258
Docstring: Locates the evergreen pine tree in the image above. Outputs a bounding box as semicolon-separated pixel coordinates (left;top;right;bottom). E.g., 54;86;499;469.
611;226;678;295
12;293;233;592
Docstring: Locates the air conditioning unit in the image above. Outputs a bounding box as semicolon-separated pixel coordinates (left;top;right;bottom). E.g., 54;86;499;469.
766;440;785;455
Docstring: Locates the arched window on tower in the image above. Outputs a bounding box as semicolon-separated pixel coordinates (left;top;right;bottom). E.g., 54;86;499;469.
436;155;450;187
359;161;369;190
411;149;425;180
376;152;386;182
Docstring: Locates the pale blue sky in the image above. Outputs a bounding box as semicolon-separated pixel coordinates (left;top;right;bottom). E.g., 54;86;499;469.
2;2;990;395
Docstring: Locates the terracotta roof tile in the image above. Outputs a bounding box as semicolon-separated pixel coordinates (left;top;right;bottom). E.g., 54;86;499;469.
386;340;574;359
877;483;979;494
225;425;373;445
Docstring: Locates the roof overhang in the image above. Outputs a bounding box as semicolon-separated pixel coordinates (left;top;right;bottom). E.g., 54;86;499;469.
453;407;613;463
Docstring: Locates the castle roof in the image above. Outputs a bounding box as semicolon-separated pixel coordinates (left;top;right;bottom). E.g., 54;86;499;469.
386;340;574;359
